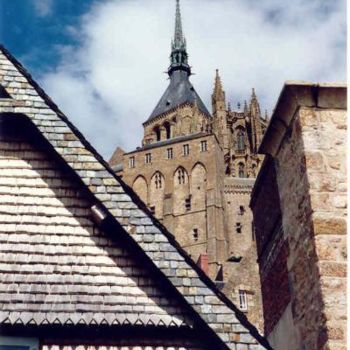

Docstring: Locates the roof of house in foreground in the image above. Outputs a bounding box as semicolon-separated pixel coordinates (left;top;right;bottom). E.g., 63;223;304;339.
0;44;271;350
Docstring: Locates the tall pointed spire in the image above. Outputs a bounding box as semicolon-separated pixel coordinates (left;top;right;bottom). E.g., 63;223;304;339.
213;69;225;102
169;0;191;76
250;87;261;117
146;0;211;122
174;0;184;46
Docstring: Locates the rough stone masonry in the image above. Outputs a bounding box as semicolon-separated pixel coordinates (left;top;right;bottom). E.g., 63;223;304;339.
251;82;347;350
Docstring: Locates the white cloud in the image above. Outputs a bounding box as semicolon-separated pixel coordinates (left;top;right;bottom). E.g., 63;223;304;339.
32;0;54;17
40;0;346;160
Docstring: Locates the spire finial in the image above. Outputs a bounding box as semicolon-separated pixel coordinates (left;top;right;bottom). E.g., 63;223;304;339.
244;100;248;114
174;0;183;45
168;0;191;76
251;88;257;99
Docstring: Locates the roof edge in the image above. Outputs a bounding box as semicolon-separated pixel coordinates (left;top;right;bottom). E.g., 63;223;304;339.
143;101;211;127
259;81;347;157
0;43;271;349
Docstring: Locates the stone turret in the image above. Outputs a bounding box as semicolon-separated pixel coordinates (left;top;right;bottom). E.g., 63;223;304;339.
212;69;226;113
212;69;229;151
249;88;264;152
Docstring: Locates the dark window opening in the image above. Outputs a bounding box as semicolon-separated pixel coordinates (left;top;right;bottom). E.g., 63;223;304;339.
185;196;192;211
238;163;245;178
0;84;11;99
150;206;155;215
155;173;162;189
167;148;173;159
239;205;245;215
236;222;242;234
183;144;189;156
201;140;208;152
193;228;199;241
164;122;171;139
154;126;161;141
177;168;186;184
145;153;152;164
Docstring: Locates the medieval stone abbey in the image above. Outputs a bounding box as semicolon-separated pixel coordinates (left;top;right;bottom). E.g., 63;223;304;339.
0;0;346;349
109;0;267;328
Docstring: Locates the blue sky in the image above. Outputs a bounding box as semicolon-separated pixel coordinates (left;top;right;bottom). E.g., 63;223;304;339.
0;0;95;76
0;0;346;159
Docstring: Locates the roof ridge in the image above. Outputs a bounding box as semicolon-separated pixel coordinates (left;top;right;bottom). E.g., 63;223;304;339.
0;44;271;350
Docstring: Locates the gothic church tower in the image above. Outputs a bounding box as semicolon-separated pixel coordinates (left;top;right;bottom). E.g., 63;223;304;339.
110;0;267;330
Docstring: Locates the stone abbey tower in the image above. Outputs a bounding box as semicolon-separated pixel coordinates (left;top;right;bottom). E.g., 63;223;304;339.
110;0;267;327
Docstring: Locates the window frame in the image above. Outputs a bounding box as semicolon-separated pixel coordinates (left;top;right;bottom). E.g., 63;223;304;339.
236;129;246;152
145;153;152;164
129;156;135;168
200;140;208;152
167;147;173;159
239;290;248;311
185;195;192;211
183;144;190;156
238;162;245;178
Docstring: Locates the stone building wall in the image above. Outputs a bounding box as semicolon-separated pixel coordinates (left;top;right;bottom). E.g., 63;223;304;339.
250;156;290;337
113;74;267;330
121;133;226;276
252;82;347;350
222;178;263;331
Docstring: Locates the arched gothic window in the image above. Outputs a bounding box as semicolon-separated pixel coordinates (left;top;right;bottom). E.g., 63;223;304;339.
154;126;161;142
154;173;163;189
238;163;246;178
236;130;245;151
177;168;186;184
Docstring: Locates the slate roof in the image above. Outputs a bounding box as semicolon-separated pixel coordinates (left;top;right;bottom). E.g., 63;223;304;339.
0;124;192;328
0;45;271;350
146;70;211;123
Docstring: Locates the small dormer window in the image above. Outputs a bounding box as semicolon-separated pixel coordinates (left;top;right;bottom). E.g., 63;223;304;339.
166;100;171;106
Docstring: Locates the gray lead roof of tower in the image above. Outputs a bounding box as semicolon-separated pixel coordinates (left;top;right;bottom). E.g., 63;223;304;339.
147;70;211;122
146;0;211;123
